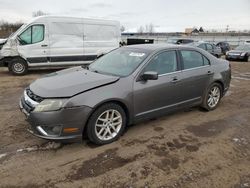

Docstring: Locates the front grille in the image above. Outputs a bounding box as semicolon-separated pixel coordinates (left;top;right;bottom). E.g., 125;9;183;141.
26;89;43;102
21;97;34;113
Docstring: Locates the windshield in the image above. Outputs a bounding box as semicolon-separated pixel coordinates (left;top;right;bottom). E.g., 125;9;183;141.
89;48;148;77
235;45;250;51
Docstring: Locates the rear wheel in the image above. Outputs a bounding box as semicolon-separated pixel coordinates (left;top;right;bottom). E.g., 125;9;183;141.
8;57;28;75
201;83;222;111
86;103;126;145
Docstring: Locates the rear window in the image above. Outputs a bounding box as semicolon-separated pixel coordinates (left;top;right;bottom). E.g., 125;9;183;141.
180;50;210;69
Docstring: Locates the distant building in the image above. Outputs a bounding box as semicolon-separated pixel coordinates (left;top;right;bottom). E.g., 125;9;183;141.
185;28;200;35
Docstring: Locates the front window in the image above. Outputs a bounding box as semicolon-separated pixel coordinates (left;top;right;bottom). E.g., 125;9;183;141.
89;48;148;77
144;51;178;75
18;25;44;45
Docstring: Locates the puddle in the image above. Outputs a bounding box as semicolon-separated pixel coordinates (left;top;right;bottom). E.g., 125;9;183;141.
186;119;229;137
67;148;143;180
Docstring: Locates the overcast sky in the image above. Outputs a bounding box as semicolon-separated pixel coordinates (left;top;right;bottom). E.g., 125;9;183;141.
0;0;249;32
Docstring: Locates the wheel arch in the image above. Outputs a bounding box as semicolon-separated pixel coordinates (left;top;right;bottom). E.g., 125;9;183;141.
82;99;131;137
213;80;224;94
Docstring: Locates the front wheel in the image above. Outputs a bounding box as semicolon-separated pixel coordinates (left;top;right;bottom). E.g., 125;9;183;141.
8;57;28;75
86;103;126;145
201;83;222;111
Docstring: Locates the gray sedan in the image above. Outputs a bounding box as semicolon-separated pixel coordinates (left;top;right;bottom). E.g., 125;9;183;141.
20;44;231;145
192;42;223;58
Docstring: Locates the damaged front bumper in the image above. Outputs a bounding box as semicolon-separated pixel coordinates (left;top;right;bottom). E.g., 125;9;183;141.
19;95;92;142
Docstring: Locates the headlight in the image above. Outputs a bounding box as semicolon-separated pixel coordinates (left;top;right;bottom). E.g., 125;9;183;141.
240;52;246;56
34;99;67;112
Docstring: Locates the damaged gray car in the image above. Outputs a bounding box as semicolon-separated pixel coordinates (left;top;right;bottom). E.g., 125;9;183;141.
20;44;231;145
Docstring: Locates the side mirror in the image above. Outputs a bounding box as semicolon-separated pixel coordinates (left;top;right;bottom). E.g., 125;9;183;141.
141;71;158;81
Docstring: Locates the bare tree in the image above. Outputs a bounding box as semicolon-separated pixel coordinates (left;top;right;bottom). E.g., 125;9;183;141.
145;23;155;33
32;10;48;17
137;25;144;33
0;20;23;38
120;25;125;32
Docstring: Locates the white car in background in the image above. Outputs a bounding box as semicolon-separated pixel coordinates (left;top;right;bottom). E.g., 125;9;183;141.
0;16;121;75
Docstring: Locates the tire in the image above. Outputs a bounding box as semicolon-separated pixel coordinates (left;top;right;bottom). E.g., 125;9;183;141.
8;57;28;75
247;55;250;62
86;103;126;145
201;83;222;111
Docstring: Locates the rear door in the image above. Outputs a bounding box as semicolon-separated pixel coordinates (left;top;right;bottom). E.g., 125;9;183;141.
17;24;49;64
178;50;212;103
133;50;183;120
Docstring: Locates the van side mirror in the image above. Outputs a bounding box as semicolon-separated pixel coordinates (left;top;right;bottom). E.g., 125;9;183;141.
141;71;158;81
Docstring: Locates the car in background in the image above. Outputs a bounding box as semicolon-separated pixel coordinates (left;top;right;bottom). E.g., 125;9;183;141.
191;42;223;58
168;38;194;45
216;42;230;54
226;44;250;62
244;40;250;45
20;44;231;145
0;16;121;75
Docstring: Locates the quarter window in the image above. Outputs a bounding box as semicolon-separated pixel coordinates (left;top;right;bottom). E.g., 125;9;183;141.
180;50;209;69
144;51;178;75
19;25;44;45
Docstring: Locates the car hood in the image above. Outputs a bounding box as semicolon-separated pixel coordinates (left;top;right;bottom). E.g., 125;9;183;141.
30;66;120;98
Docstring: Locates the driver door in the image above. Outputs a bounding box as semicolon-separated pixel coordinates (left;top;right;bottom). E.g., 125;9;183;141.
17;24;49;64
133;50;183;121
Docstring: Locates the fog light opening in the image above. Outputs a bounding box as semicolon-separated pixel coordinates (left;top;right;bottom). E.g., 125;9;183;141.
37;125;63;136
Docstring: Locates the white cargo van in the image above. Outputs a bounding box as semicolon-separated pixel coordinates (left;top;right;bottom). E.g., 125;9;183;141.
0;16;121;75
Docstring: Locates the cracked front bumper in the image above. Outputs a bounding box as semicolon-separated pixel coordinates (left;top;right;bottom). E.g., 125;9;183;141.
19;97;92;142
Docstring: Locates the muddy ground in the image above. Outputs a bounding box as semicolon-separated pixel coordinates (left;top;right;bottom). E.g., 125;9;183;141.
0;61;250;188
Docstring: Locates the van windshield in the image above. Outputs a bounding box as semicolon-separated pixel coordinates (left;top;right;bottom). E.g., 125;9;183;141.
89;48;148;77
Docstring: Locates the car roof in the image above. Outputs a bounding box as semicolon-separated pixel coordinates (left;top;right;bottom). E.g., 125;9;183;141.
122;44;198;52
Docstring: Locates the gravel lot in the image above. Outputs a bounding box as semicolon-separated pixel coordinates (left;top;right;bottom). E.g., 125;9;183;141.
0;61;250;188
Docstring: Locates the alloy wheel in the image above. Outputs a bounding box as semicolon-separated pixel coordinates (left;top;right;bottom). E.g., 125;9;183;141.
207;86;221;108
95;109;122;141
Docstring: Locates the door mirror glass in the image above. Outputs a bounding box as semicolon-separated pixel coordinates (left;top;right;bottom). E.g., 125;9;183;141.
141;71;158;80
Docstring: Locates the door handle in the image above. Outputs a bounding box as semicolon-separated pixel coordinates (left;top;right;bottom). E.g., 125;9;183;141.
41;44;48;47
207;71;213;75
171;77;179;83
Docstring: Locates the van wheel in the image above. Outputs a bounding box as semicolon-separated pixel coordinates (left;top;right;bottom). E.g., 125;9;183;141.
201;83;222;111
86;103;126;145
8;58;28;75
